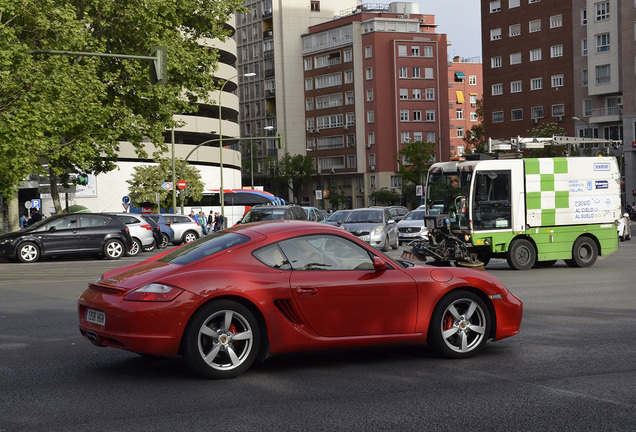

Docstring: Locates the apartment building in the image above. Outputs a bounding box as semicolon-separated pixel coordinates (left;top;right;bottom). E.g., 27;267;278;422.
448;57;483;156
482;0;636;202
302;2;449;208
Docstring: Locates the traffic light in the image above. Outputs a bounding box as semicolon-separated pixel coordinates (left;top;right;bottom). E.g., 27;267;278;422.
632;189;636;197
150;46;167;85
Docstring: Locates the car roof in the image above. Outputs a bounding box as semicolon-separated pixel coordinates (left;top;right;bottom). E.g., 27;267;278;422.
225;220;346;237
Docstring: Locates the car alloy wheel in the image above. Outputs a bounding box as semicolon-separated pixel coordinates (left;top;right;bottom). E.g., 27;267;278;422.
183;231;198;243
127;238;141;257
103;239;125;260
428;290;490;359
159;233;170;249
17;242;40;263
183;300;260;379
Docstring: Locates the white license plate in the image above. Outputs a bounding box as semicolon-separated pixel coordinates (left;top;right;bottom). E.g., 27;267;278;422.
400;233;417;238
86;308;105;326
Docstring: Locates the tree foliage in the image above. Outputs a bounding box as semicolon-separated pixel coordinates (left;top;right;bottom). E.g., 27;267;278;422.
268;153;314;203
394;140;435;206
369;189;401;206
0;0;245;204
463;98;488;153
126;158;204;212
325;183;346;210
526;122;568;157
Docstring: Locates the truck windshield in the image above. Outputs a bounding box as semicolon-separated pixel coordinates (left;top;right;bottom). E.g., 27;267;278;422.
425;171;471;224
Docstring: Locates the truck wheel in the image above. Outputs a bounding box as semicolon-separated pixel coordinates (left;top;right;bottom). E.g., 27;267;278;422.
506;239;535;270
566;237;597;268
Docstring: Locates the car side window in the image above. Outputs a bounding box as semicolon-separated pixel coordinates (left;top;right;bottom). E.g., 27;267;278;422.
252;244;292;270
44;216;78;231
278;235;374;271
79;215;107;227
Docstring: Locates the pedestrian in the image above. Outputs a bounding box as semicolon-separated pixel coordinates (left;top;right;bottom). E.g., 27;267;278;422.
207;210;214;234
218;212;224;230
189;210;197;222
27;209;42;226
19;213;29;229
197;211;207;235
213;212;220;232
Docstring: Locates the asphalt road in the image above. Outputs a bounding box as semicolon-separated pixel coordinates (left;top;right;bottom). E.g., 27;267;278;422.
1;239;635;431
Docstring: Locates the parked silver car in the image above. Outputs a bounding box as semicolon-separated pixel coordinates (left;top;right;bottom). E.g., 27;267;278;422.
323;210;351;227
113;213;156;256
396;209;429;245
341;208;398;252
160;214;203;244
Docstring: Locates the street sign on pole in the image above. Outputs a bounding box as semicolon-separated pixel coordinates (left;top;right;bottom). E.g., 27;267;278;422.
161;182;173;191
177;180;187;190
122;195;131;204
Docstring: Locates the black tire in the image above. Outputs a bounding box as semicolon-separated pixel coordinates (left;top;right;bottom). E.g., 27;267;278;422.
159;233;170;249
381;236;389;252
182;300;260;379
103;239;125;260
143;240;156;252
506;239;536;270
126;238;142;257
428;290;490;359
391;235;399;250
17;242;40;263
566;236;598;268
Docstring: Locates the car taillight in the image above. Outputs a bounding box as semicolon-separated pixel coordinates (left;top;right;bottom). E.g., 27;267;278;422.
123;284;183;302
141;224;152;231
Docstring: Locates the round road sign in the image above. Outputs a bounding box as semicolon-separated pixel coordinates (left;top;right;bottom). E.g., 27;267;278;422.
177;179;187;190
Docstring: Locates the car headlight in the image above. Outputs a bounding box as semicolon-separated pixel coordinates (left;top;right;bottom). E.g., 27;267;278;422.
123;283;184;302
373;226;384;235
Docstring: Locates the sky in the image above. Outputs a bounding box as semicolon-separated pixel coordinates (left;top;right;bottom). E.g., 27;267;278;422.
416;0;482;60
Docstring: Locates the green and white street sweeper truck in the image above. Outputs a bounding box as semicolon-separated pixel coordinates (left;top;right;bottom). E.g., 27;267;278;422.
414;155;622;269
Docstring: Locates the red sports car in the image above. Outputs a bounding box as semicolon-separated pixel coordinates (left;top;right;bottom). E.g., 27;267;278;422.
78;221;522;379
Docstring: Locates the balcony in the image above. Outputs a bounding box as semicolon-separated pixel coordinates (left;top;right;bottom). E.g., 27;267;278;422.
265;68;275;78
265;89;276;99
262;8;272;18
263;30;273;39
590;106;622;124
264;49;274;59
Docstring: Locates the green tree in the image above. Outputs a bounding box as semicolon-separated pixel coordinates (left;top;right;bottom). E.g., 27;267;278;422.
369;189;401;206
394;140;435;206
463;98;488;153
0;0;245;211
268;154;314;203
126;158;204;212
325;183;346;210
527;122;568;157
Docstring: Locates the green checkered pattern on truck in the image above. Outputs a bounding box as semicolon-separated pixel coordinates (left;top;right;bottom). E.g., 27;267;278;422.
525;158;569;226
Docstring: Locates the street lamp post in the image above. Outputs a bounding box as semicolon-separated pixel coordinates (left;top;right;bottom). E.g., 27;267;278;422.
218;72;255;227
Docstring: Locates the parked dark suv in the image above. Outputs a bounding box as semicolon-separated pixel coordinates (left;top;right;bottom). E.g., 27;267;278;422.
0;213;133;263
237;204;306;224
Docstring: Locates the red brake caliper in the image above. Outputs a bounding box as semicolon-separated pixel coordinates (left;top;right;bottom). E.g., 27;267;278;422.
229;323;238;347
443;314;454;331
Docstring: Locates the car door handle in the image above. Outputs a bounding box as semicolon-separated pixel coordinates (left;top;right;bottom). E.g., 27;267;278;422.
295;287;319;296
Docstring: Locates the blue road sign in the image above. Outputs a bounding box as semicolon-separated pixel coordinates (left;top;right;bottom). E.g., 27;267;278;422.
31;199;41;209
122;196;131;204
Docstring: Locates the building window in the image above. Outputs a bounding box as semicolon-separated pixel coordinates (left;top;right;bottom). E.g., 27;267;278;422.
583;99;592;116
457;127;464;138
305;78;313;90
367;110;374;123
511;109;523;121
530;48;542;61
316;73;342;89
425;88;435;100
509;0;520;8
367;132;375;145
596;33;610;52
424;46;433;57
582;69;588;87
529;19;541;33
470;93;478;106
412;110;422;121
530;77;543;90
311;1;320;12
531;106;544;119
345;91;354;105
550;45;563;57
551;74;564;87
582;39;588;56
493;111;504;123
398;45;407;56
581;8;587;25
344;49;352;62
596;64;611;84
470;112;478;121
469;75;477;85
346;112;355;126
552;104;565;117
490;0;501;13
412;89;421;99
412;67;421;78
400;110;409;121
411;46;420;57
399;88;408;100
456;108;464;119
426;110;435;121
510;52;522;64
401;132;411;143
424;68;434;79
511;80;522;93
595;1;609;21
365;46;372;58
306;98;314;111
399;67;408;78
492;83;503;95
344;70;353;84
304;58;312;71
365;67;373;80
490;28;502;40
509;24;521;37
347;154;356;168
550;14;563;28
491;56;502;68
365;89;373;102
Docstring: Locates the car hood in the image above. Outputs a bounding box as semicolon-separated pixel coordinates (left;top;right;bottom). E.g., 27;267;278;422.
341;222;384;232
396;220;424;229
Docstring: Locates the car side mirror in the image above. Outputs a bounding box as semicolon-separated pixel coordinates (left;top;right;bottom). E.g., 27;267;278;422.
372;256;388;271
48;226;56;232
388;219;395;224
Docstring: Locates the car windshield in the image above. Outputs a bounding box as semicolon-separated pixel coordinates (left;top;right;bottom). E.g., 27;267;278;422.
242;208;286;223
344;210;384;223
327;211;350;221
403;211;426;221
158;232;250;265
